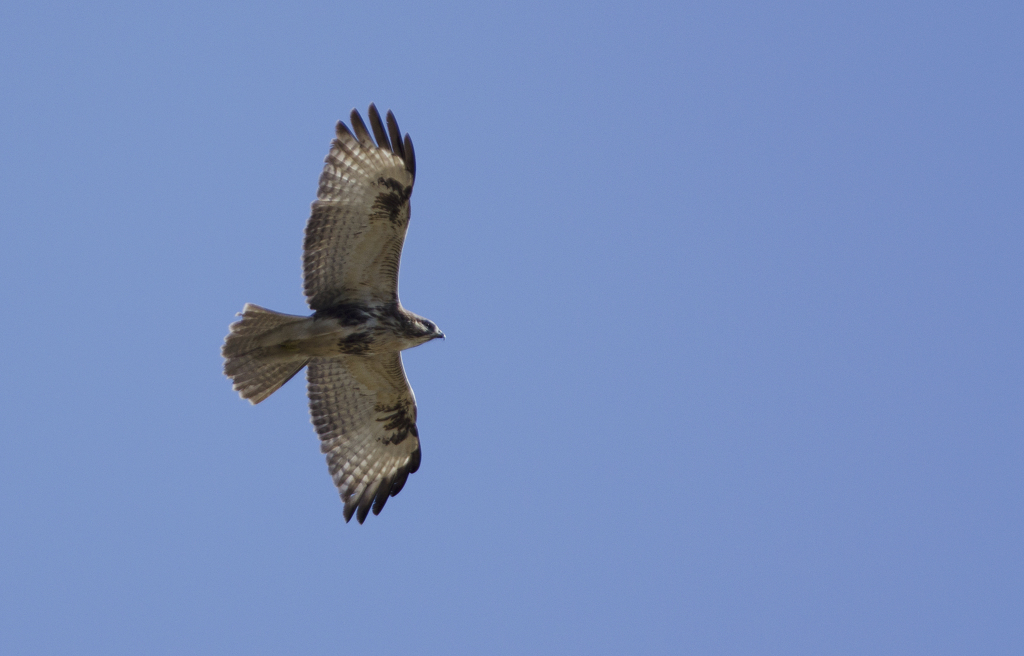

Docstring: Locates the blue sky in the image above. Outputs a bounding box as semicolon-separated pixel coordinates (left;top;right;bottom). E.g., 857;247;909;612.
1;1;1021;653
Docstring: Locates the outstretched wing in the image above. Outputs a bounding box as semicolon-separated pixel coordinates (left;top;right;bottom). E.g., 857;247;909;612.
307;353;422;523
303;104;417;310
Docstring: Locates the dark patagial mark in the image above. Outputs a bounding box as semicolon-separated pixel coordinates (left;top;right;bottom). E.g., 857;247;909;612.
337;332;373;354
374;401;418;445
314;304;372;326
369;303;403;323
371;177;413;225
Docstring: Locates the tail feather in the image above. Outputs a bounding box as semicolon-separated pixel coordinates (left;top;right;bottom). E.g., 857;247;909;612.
223;304;310;404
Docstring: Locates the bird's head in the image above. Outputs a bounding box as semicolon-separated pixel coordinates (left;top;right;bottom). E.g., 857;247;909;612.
409;315;445;344
420;318;445;342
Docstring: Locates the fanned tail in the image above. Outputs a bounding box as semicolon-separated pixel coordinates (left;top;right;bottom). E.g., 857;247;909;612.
223;304;310;404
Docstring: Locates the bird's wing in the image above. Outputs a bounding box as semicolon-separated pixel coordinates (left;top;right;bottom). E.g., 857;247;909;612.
307;353;422;523
303;105;416;310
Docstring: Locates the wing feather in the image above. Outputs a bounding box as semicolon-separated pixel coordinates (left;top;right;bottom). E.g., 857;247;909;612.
367;103;392;153
386;110;405;160
307;354;421;523
303;106;416;309
349;108;375;147
402;134;416;177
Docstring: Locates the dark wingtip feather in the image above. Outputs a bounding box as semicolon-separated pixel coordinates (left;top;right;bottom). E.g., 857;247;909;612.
349;109;374;147
367;104;392;152
372;473;394;515
403;134;416;177
342;500;356;523
385;110;405;160
335;120;354;139
391;467;410;496
356;483;377;524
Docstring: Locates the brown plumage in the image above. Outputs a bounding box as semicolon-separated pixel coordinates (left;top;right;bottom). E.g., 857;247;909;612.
222;105;443;523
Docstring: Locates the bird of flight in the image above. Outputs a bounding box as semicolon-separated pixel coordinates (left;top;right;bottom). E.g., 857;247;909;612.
222;105;444;523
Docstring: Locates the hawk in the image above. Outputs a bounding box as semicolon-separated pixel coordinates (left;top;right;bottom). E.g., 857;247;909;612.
222;105;444;523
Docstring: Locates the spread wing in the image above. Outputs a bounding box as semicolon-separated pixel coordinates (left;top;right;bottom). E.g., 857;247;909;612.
307;353;422;523
303;105;417;310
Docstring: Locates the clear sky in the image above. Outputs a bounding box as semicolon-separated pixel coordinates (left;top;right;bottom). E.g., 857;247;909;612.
1;1;1021;654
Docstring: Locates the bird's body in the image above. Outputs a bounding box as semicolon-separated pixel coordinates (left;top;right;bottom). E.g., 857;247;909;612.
237;304;437;359
222;105;443;523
